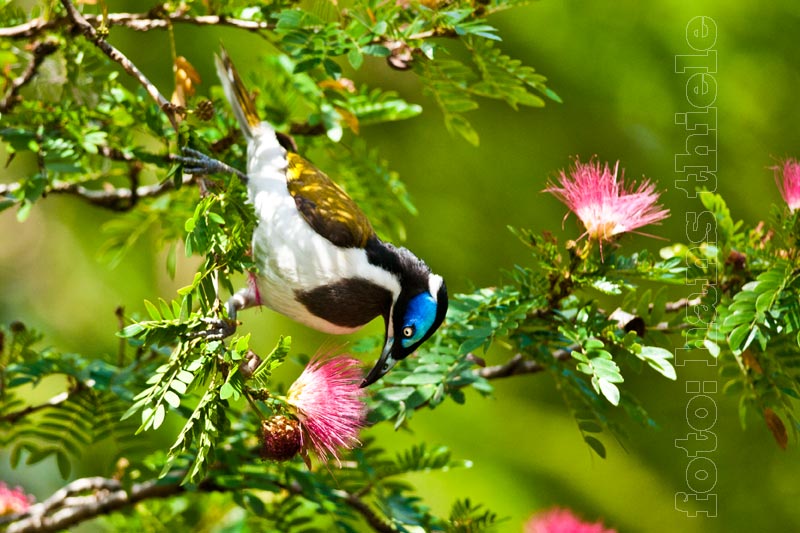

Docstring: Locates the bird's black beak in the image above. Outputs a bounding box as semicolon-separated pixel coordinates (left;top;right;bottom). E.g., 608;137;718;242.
360;337;398;387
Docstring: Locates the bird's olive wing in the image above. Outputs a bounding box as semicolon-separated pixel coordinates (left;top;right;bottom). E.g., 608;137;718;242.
285;153;375;248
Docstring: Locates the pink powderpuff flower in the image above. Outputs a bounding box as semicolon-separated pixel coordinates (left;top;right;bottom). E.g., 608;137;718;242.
773;158;800;212
286;355;367;463
525;507;617;533
0;482;34;516
545;158;669;249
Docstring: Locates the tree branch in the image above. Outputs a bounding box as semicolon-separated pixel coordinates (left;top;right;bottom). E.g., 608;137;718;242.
58;0;179;132
0;12;273;40
0;391;69;424
1;9;447;72
2;476;191;533
3;474;398;533
0;39;60;113
0;378;98;424
663;297;703;312
473;349;571;380
0;171;195;212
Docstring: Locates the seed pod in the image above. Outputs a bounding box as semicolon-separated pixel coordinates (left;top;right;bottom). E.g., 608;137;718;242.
260;415;302;461
195;99;215;121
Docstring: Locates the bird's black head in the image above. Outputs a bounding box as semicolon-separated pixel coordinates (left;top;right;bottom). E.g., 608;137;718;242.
361;241;448;387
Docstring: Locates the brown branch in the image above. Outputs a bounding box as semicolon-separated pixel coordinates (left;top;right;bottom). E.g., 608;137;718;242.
1;9;446;73
4;474;397;533
0;39;60;112
2;476;191;533
103;12;273;33
59;0;179;132
0;12;274;39
0;171;195;212
474;349;571;380
663;297;703;312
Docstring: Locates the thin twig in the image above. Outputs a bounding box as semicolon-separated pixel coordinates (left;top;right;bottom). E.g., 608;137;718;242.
663;297;703;312
0;172;195;212
0;391;70;424
0;12;274;39
115;306;126;366
59;0;179;132
334;490;397;533
277;480;396;533
0;39;60;112
473;349;570;380
0;380;95;424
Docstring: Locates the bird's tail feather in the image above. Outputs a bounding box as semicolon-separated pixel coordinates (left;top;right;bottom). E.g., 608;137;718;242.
214;46;261;140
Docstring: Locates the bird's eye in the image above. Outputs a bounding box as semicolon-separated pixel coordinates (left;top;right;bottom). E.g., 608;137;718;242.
402;326;415;338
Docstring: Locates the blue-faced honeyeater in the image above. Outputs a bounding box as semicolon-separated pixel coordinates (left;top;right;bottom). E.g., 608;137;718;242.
181;49;448;387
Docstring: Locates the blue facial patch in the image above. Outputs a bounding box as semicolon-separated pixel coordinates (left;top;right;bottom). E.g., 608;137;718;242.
401;292;438;348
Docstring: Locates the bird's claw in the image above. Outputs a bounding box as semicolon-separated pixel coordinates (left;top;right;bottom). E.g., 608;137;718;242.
175;147;248;182
189;317;239;341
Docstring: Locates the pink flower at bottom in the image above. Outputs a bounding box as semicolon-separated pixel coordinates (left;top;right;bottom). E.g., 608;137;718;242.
545;158;669;244
287;355;367;463
773;158;800;212
0;482;34;516
525;507;616;533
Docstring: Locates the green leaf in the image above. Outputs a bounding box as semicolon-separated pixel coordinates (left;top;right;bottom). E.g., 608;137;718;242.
723;312;754;329
459;336;488;355
646;357;677;380
219;381;237;400
703;339;721;358
362;44;391;57
446;114;480;146
152;404;166;430
597;378;620;406
144;300;161;320
56;451;71;478
401;373;443;386
755;290;776;314
378;386;416;402
584;435;607;458
347;48;364;70
579;421;602;433
163;390;181;409
729;324;752;353
119;323;145;338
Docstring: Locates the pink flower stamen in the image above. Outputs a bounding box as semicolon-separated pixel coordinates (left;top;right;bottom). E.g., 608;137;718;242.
773;158;800;212
545;157;669;254
525;507;617;533
0;482;34;516
286;355;367;464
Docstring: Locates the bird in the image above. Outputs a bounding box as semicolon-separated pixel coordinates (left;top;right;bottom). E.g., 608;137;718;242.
179;48;448;387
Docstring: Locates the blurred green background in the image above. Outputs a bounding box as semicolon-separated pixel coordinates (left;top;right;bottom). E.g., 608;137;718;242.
3;1;800;531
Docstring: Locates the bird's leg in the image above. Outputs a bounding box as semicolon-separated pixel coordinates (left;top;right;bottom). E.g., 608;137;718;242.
193;287;260;341
176;147;248;183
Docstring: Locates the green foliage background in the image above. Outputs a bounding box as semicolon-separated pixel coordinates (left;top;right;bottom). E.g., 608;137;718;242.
2;1;800;532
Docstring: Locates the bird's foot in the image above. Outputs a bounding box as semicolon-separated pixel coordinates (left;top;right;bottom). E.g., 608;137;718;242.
176;147;248;182
189;316;239;341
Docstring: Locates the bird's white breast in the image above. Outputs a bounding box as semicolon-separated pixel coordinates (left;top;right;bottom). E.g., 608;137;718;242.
245;125;400;334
